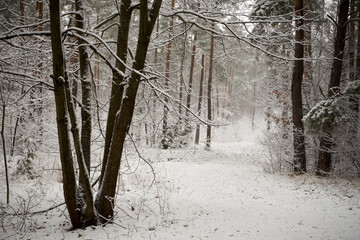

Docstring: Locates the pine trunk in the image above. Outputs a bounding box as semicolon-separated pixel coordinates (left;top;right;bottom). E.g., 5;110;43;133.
195;54;205;144
163;0;175;136
206;24;215;148
291;0;306;173
317;0;349;176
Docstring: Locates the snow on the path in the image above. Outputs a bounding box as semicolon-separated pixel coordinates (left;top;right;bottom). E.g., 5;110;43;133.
1;120;360;239
151;144;360;240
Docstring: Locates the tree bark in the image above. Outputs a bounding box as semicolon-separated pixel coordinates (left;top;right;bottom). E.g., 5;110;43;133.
195;54;205;144
99;0;132;187
95;0;162;221
291;0;306;173
163;0;175;136
186;33;197;116
49;0;81;228
206;23;215;148
317;0;349;176
1;104;10;204
64;71;97;227
75;0;92;171
348;0;355;83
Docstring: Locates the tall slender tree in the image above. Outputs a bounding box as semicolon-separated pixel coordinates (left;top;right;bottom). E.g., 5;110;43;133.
195;54;205;144
317;0;350;176
163;0;175;138
206;23;215;148
99;0;132;186
75;0;92;171
291;0;306;173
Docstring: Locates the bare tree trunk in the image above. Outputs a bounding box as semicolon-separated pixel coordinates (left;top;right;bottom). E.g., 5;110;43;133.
49;0;81;228
354;2;360;116
357;2;360;83
163;0;175;136
20;0;24;26
291;0;306;174
75;0;92;171
179;74;183;116
303;0;313;110
348;0;355;83
186;33;197;117
317;0;349;176
99;0;132;187
96;0;162;221
195;54;205;144
64;70;97;227
252;82;256;129
206;23;215;148
152;18;160;146
1;104;9;204
216;70;219;117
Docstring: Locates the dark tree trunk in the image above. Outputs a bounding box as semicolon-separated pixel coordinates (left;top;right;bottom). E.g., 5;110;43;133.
206;23;215;148
95;0;162;221
186;33;197;116
64;68;97;227
1;105;10;204
195;54;205;144
348;0;355;82
49;0;81;228
291;0;306;173
350;0;360;115
99;0;132;187
357;1;360;83
75;0;92;171
317;0;349;176
163;0;175;136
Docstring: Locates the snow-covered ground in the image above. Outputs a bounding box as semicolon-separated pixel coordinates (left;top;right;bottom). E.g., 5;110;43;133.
1;119;360;239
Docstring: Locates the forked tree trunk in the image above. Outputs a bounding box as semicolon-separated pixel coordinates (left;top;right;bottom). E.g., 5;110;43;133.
95;0;162;221
317;0;349;176
291;0;306;173
75;0;92;171
206;23;215;148
49;0;81;228
195;54;205;144
99;0;132;187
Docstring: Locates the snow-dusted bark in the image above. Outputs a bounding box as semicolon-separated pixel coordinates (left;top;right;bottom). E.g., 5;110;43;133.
317;0;349;176
291;0;306;173
75;0;92;172
99;0;132;187
49;0;81;228
96;0;163;221
206;23;215;148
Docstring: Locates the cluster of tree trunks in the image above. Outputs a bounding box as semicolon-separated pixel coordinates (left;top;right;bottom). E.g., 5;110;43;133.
49;0;162;228
290;0;352;176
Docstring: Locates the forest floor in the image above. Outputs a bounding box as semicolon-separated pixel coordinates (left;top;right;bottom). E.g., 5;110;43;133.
1;119;360;239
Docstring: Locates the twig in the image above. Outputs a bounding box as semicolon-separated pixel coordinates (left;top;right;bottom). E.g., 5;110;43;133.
31;202;65;215
127;134;156;189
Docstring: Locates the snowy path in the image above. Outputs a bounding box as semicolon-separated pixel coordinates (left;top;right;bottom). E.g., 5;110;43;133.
2;128;360;240
144;141;360;240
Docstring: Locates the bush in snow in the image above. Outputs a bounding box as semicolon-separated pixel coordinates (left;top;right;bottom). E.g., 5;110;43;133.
15;131;38;179
303;80;360;176
161;122;192;149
